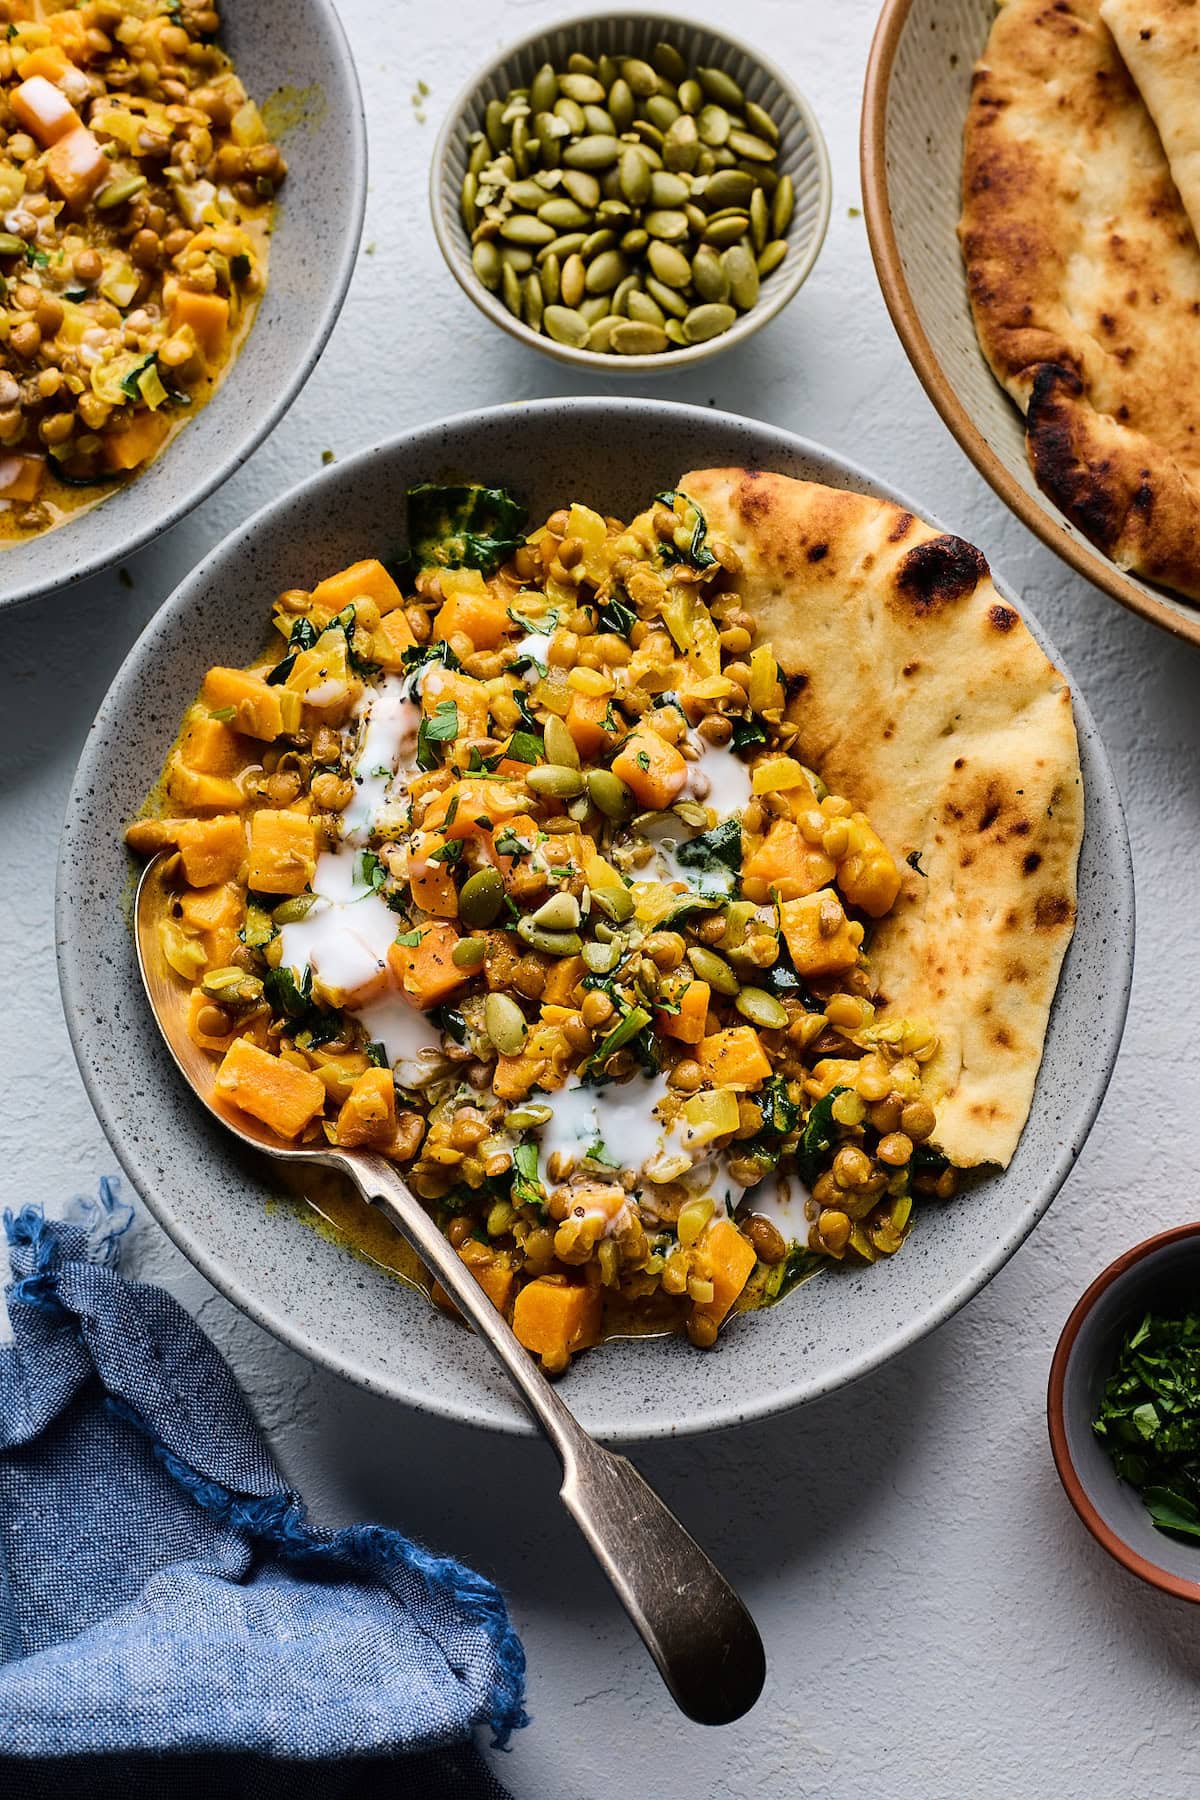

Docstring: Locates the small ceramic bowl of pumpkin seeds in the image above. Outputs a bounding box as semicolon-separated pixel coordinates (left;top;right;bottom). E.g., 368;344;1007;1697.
430;11;831;370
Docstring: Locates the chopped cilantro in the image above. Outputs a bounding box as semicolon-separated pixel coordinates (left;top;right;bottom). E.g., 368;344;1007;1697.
415;700;459;771
394;929;424;947
512;1139;543;1208
429;838;464;865
506;728;544;765
357;850;386;892
1094;1311;1200;1542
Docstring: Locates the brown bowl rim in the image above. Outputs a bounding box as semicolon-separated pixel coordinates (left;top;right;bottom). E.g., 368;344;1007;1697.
1047;1221;1200;1603
859;0;1200;650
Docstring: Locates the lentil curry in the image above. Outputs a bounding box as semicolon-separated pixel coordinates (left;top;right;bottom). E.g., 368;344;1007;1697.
0;0;285;539
126;472;1080;1374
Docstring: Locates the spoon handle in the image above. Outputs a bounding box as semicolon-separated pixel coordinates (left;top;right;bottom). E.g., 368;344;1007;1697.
349;1150;765;1727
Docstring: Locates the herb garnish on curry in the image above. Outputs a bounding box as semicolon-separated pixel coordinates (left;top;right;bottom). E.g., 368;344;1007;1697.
127;472;1080;1373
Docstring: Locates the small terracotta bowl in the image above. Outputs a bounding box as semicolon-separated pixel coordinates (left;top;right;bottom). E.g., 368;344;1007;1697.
1048;1224;1200;1602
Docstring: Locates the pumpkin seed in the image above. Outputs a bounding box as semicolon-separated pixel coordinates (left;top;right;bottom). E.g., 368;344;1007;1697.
0;233;25;257
611;272;639;317
691;244;730;302
560;71;606;104
501;262;523;316
645;276;689;319
563;133;621;170
687;944;740;995
683;302;736;343
544;714;579;769
498;245;533;272
560;253;586;308
652;40;688;84
723;242;759;310
506;177;546;211
468;136;491;177
485;991;528;1056
472;240;501;291
485;97;508;152
590;882;635;923
632;118;665;151
771;173;795;237
579;294;610;326
530;63;559;112
645;208;689;242
201;966;264;1006
744;100;780;144
523;272;544;332
516;920;583;958
618;56;656;96
644;93;681;133
526;763;584;798
703;168;756;210
662;114;699;171
704;212;751;248
531;891;581;931
610;319;669;355
580;226;616;258
540;251;561;303
586;769;634;819
500;213;556;247
554;96;586;135
664;318;686;345
588;316;618;352
568;51;598;75
539;230;586;262
582;939;620;975
583;104;616;136
736;986;788;1030
544;301;589;346
537;196;591;231
750;186;769;252
627;289;665;327
451;936;488;969
757;238;787;277
677;77;703;114
460;171;478;232
608;77;635;132
620;226;650;256
562;168;601;210
511;116;533;176
728;128;775;163
697;66;744;109
618;145;652;207
534;112;563;167
459;867;505;927
646;169;687;209
647;239;691;288
585;248;627;293
96;173;148;211
697;104;731;147
506;1101;554;1130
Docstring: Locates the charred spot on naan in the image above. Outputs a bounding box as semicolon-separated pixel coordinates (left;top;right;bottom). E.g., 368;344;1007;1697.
891;534;989;617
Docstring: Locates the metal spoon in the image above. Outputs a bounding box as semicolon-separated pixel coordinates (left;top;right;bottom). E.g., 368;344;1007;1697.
134;855;766;1726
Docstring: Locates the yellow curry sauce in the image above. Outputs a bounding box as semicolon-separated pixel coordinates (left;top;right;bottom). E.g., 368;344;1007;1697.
127;484;958;1373
0;0;284;539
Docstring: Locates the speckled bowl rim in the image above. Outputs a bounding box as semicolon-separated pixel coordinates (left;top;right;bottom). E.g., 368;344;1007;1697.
429;7;832;375
860;0;1200;650
1048;1224;1200;1603
0;0;367;614
57;398;1134;1440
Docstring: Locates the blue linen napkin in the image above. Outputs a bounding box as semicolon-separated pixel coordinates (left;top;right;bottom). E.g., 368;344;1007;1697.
0;1180;525;1792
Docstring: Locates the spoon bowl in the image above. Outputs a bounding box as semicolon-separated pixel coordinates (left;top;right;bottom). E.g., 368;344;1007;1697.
134;853;766;1726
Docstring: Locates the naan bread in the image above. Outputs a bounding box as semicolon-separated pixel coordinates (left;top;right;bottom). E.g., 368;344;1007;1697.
960;0;1200;602
680;468;1083;1170
1101;0;1200;241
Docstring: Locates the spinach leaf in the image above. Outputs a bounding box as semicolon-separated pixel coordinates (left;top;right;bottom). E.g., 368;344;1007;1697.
674;817;742;879
511;1139;543;1209
406;482;528;576
364;1041;388;1068
401;639;462;688
586;1004;654;1075
288;616;319;651
597;593;637;637
796;1086;848;1187
652;488;718;570
730;715;768;751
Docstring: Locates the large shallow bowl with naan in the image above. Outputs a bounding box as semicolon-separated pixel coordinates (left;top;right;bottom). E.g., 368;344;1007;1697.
863;0;1200;647
57;398;1133;1440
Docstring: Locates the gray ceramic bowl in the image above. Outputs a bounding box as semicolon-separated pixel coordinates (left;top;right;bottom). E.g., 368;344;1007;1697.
57;399;1134;1442
0;0;365;612
1049;1226;1200;1602
430;9;831;374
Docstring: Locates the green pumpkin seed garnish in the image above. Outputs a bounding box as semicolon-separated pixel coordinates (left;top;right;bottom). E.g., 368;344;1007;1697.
459;867;505;928
736;987;789;1030
485;991;528;1056
687;944;740;995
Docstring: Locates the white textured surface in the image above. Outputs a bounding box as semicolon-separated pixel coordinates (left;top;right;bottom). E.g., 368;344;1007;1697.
3;1;1199;1794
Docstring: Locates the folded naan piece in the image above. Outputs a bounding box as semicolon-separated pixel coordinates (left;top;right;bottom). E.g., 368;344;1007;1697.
960;0;1200;602
680;467;1083;1169
1101;0;1200;243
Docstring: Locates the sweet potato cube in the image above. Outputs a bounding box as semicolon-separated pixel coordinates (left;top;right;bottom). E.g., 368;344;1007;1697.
407;838;460;918
166;757;243;812
565;691;619;759
458;1240;515;1314
169;290;229;363
837;815;902;919
310;557;405;623
612;730;688;810
176;816;246;886
692;1218;757;1327
541;955;585;1009
12;75;80;145
387;922;468;1010
491;1052;545;1101
336;1066;397;1148
433;568;509;649
779;891;864;978
20;47;74;82
214;1038;325;1139
372;607;417;670
742;820;837;905
659;979;710;1045
201;667;302;741
422;779;526;839
102;408;170;471
178;713;242;777
0;453;45;501
45;125;107;206
695;1026;772;1090
177;882;242;936
420;666;491;741
247;809;317;896
512;1275;602;1366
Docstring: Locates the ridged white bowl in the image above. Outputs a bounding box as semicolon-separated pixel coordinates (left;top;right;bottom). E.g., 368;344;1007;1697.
431;8;831;374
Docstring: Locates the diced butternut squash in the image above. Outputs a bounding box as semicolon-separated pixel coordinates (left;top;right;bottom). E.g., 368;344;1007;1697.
388;921;468;1010
565;691;620;759
695;1026;772;1090
20;46;73;82
176;816;246;887
214;1037;326;1139
310;557;405;623
407;836;459;918
201;667;302;740
458;1239;516;1314
166;757;243;812
541;954;585;1009
422;779;526;839
372;607;418;671
336;1066;397;1148
612;729;688;810
309;1048;370;1106
512;1275;603;1367
692;1218;758;1327
420;666;490;741
433;568;509;649
742;820;837;905
779;891;864;978
177;881;242;937
12;75;79;144
659;979;710;1045
178;713;243;778
101;407;170;471
0;453;44;501
837;815;902;919
247;809;317;896
46;124;108;206
169;289;229;363
491;1051;547;1100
